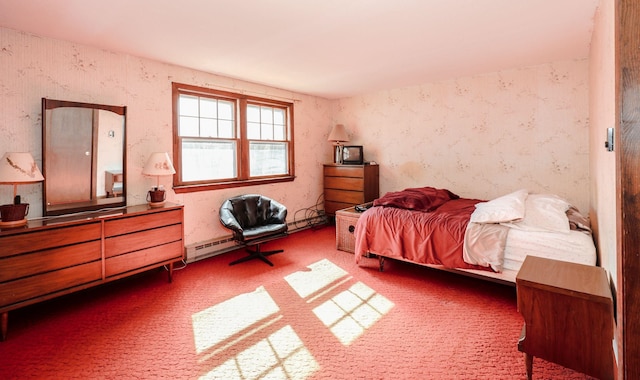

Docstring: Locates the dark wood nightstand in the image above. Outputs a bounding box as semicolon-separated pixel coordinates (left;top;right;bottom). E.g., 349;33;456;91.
516;256;615;380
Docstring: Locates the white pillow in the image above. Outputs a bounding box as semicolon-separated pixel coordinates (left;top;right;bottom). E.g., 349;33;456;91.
470;189;528;224
504;193;570;233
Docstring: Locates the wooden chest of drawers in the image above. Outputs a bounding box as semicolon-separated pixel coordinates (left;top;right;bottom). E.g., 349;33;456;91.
323;164;379;217
0;203;184;341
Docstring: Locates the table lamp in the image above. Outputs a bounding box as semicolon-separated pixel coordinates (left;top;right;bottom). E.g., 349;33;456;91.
142;152;175;207
328;124;349;164
0;152;44;227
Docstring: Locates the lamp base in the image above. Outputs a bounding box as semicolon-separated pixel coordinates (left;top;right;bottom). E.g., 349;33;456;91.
333;145;343;164
0;218;27;228
0;203;29;224
147;189;166;208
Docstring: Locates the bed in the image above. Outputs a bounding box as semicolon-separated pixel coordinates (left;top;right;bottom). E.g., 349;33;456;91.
354;187;597;285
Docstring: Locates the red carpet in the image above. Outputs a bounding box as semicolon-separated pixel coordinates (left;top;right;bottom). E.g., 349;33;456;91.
0;226;594;379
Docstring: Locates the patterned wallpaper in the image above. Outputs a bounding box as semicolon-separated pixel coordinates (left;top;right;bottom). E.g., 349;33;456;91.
589;1;616;287
0;27;333;247
0;26;591;248
332;60;590;213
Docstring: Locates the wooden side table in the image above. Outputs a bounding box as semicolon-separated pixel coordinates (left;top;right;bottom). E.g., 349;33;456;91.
335;205;366;253
516;256;615;380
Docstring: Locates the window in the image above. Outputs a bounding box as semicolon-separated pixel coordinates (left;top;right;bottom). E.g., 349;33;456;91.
172;83;295;192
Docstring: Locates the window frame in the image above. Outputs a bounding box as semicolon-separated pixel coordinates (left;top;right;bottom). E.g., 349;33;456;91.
172;82;295;194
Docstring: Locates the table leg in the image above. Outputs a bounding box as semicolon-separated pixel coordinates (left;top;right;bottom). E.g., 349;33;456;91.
167;262;174;283
1;312;8;341
524;352;533;380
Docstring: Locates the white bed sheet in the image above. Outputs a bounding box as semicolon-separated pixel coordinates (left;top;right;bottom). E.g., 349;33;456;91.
502;229;597;272
444;228;596;285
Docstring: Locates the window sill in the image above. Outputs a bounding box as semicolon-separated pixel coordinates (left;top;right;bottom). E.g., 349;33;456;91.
173;176;296;194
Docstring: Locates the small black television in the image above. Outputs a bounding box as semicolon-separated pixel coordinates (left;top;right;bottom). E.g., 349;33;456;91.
341;145;364;165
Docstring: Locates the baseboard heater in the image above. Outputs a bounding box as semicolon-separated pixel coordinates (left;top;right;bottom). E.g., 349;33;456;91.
185;215;327;263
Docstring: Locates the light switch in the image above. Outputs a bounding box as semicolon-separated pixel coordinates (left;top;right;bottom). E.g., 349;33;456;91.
605;127;614;152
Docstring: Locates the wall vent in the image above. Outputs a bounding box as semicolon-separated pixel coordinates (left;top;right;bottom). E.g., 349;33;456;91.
185;215;327;263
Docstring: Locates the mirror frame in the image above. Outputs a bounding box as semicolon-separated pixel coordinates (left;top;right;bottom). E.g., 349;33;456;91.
42;98;127;216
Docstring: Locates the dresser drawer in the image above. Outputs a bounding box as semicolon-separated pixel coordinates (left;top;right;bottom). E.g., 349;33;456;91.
324;165;364;178
0;222;101;258
324;176;364;191
105;224;183;258
0;241;101;283
0;261;102;308
104;208;182;237
105;241;184;277
325;189;365;204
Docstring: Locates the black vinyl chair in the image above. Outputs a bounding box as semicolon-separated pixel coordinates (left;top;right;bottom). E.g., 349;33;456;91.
219;194;288;266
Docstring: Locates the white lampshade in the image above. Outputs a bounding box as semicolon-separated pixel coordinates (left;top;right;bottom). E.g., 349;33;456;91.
142;152;176;176
0;152;44;184
328;124;349;143
142;152;175;191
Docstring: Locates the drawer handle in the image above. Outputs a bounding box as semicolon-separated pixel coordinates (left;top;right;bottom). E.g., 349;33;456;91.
348;225;355;233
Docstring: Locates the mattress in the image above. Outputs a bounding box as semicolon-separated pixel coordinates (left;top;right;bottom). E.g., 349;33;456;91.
502;229;597;271
450;229;596;285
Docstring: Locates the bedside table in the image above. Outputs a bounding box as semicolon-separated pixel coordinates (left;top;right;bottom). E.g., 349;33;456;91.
335;205;367;253
516;256;615;380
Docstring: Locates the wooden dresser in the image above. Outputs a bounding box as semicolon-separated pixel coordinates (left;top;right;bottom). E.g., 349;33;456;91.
516;256;615;380
323;163;379;217
0;203;184;341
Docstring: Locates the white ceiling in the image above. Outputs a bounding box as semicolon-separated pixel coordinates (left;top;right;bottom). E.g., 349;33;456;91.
0;0;599;99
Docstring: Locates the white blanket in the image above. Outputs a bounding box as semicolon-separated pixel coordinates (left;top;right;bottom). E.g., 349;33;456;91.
463;222;509;272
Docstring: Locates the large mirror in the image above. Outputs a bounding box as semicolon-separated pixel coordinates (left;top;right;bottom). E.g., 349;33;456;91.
42;98;126;216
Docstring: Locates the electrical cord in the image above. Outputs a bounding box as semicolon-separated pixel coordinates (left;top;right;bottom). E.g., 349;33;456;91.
292;193;327;230
164;259;187;272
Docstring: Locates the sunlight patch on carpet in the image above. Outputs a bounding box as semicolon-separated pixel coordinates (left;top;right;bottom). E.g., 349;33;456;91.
193;259;394;377
200;325;319;380
283;258;348;298
313;281;394;346
192;286;280;354
284;259;395;346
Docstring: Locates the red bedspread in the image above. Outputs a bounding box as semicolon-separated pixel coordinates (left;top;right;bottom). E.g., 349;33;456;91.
354;198;491;271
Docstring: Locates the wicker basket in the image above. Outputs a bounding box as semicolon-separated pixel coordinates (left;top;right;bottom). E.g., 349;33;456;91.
335;206;362;253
